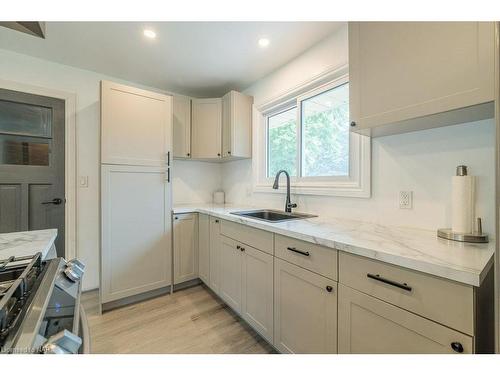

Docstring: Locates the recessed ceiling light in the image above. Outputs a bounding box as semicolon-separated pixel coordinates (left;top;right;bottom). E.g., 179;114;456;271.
143;29;156;39
258;38;270;48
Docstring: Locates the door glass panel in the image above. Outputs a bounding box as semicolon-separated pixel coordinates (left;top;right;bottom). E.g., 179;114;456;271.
0;135;50;166
0;99;52;138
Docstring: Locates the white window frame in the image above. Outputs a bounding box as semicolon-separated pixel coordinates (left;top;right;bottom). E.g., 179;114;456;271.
252;65;371;198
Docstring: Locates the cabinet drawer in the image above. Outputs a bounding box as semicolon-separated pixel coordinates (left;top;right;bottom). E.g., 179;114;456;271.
275;234;337;280
339;252;474;335
220;220;273;255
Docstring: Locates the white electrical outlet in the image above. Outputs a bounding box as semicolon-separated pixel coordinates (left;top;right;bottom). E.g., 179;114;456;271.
399;191;413;209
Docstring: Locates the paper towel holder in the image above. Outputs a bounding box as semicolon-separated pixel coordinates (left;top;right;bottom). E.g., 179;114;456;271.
437;218;489;243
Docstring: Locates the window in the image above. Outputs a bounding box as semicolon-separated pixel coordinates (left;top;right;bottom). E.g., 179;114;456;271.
266;82;350;179
267;107;297;177
301;83;349;177
254;68;370;198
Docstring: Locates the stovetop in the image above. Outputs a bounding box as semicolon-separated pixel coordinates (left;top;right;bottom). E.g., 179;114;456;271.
0;253;45;351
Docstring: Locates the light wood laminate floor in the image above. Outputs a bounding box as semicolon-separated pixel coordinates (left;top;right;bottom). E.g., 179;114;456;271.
81;284;276;354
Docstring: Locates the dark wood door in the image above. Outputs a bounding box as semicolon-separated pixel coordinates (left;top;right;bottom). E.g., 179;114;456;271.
0;88;65;257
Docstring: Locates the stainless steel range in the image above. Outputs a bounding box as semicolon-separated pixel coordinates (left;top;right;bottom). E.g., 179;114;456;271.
0;253;89;354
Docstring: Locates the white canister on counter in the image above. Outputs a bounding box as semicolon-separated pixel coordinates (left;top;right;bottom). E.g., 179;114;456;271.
213;191;225;204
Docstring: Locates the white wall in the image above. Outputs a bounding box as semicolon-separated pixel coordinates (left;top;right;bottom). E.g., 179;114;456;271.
172;160;222;204
223;24;496;235
0;48;219;290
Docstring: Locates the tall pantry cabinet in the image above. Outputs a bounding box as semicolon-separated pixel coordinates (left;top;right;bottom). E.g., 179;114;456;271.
100;80;173;308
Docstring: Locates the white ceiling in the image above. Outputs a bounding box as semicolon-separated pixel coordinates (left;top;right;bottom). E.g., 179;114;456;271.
0;22;344;97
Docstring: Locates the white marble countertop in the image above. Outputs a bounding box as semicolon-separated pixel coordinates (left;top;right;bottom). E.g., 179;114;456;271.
0;229;58;260
173;204;495;287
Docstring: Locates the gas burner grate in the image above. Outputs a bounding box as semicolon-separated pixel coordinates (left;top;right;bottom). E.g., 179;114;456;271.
0;253;44;351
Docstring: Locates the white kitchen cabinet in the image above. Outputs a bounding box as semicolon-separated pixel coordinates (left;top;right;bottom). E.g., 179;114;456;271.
349;22;495;136
219;236;243;314
241;244;274;343
101;164;171;304
217;232;274;342
101;80;172;166
209;216;222;294
198;213;210;285
222;90;253;159
191;98;222;159
338;284;473;354
173;95;191;158
274;258;337;353
100;81;172;308
173;213;199;284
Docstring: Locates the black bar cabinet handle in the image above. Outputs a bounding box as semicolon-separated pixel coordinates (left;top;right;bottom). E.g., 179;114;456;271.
367;273;412;292
286;247;310;257
167;168;170;183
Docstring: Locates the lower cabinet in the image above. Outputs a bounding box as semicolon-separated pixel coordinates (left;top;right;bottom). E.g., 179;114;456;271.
219;236;243;313
209;217;222;294
173;213;198;284
175;215;481;354
241;243;274;343
101;165;172;304
338;284;473;354
198;213;210;284
218;235;274;342
274;258;337;354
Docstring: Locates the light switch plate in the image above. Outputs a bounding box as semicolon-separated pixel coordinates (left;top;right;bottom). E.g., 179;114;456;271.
79;176;89;188
399;191;413;209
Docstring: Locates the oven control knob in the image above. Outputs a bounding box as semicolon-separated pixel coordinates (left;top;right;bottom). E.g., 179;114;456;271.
41;329;82;354
63;259;85;282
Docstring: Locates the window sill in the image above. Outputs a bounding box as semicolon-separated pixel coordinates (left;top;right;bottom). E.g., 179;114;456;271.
253;182;371;198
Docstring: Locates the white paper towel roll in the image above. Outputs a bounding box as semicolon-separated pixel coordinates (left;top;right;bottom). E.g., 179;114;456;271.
451;175;475;234
213;191;225;204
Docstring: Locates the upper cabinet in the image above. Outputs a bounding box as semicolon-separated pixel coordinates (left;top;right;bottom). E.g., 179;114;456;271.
101;80;171;166
349;22;495;137
173;95;191;158
191;98;222;159
173;90;253;161
222;90;253;159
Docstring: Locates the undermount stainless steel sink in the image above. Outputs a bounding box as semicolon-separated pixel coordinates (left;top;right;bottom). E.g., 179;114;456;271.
230;209;316;222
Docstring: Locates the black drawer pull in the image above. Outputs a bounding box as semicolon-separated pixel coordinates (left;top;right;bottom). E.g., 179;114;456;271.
326;285;333;293
287;247;310;257
367;273;412;292
451;342;464;353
